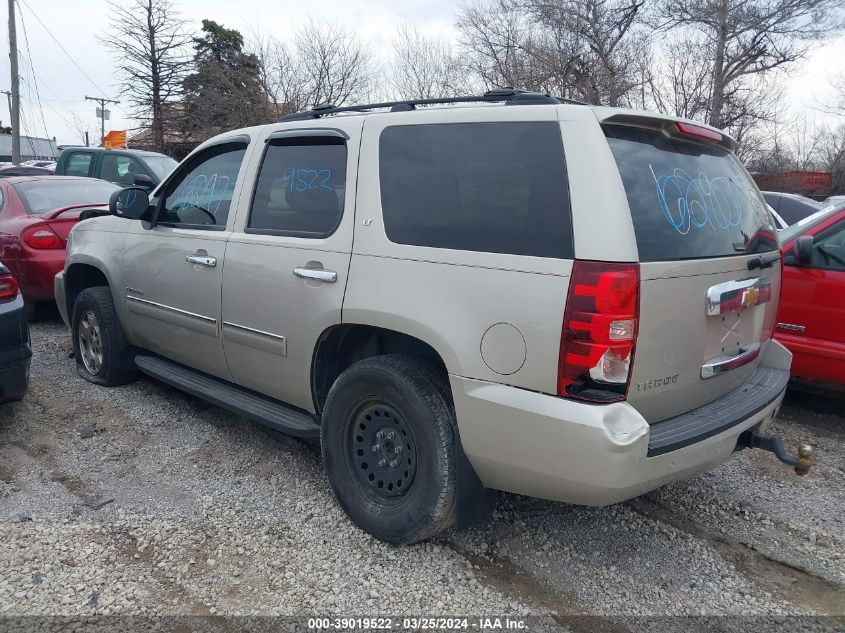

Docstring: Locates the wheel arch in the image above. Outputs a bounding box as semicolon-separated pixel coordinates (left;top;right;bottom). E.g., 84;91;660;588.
311;323;452;415
64;260;114;319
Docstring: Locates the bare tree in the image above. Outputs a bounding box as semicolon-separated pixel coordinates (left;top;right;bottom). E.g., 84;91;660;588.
819;71;845;116
389;26;470;100
69;109;96;147
648;34;712;119
456;0;649;105
456;0;551;92
657;0;842;129
818;123;845;193
246;29;310;116
102;0;191;153
527;0;648;106
294;21;374;106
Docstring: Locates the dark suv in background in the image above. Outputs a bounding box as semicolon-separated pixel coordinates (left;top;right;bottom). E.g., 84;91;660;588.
761;191;822;226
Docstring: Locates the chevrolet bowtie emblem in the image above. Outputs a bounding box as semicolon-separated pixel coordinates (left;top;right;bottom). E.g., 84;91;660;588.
742;287;760;308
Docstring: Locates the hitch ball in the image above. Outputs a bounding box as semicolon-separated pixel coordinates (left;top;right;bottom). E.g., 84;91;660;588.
741;431;814;476
795;444;814;476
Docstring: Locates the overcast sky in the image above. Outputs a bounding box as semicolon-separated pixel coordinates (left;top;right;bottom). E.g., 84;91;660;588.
3;0;843;147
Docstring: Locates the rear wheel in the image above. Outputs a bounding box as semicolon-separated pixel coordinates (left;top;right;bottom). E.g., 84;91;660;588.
72;287;137;386
321;355;465;544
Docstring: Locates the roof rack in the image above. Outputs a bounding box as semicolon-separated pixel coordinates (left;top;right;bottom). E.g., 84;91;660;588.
278;87;584;122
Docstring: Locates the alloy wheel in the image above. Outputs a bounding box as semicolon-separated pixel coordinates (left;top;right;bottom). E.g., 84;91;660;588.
78;310;104;375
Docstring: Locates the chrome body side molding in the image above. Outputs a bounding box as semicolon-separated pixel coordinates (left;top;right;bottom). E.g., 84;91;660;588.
222;321;288;357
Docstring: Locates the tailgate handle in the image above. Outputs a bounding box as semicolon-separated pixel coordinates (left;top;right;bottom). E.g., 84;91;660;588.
701;342;761;379
706;277;771;316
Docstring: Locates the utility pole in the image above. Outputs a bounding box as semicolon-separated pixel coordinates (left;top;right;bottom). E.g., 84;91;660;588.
84;95;119;146
7;0;20;164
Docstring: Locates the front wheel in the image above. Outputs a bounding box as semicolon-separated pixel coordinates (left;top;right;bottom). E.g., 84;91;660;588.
72;287;137;386
321;355;470;545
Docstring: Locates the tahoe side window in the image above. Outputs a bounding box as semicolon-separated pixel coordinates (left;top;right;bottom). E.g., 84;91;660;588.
248;138;346;237
157;142;247;229
65;152;93;177
379;122;573;258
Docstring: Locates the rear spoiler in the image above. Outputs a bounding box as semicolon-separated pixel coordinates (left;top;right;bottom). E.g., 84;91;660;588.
593;109;738;152
42;204;109;220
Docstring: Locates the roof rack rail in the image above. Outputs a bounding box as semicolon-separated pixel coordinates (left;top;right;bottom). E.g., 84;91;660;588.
278;87;584;122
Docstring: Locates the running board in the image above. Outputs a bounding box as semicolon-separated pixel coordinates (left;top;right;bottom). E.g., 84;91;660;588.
134;355;320;439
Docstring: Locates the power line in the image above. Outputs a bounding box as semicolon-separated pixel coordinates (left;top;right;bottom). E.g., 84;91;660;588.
38;97;76;129
12;50;86;138
15;0;49;140
16;0;108;97
20;76;69;129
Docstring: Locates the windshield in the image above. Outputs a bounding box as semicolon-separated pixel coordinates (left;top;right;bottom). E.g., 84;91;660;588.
144;156;178;180
14;179;120;215
781;204;844;243
604;124;777;261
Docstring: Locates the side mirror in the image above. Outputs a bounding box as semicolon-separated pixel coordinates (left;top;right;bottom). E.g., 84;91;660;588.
795;235;814;266
133;173;155;188
110;187;152;220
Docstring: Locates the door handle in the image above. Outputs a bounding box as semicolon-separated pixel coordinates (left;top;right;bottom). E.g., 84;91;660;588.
186;255;217;267
293;267;337;283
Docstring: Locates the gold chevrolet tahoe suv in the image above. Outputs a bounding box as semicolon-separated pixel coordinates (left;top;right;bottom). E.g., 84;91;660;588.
55;90;804;544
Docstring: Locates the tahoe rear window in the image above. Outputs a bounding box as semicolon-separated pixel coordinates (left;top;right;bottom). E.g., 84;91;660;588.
604;125;777;261
379;122;573;259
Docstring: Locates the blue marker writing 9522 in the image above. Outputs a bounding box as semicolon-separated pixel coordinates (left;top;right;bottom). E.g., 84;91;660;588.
284;167;334;192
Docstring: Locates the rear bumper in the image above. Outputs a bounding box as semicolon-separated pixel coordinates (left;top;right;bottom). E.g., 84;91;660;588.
16;252;66;302
451;340;791;506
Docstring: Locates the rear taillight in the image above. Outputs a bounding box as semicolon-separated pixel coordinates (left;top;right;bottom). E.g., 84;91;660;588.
0;273;18;302
558;260;640;403
22;225;63;249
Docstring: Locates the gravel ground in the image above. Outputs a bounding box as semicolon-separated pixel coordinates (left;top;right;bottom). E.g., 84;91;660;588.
1;315;843;630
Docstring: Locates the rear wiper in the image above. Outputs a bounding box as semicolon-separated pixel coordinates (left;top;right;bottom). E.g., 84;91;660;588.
747;253;780;270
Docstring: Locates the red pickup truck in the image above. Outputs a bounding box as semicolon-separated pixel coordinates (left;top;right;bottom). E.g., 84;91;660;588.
776;202;845;391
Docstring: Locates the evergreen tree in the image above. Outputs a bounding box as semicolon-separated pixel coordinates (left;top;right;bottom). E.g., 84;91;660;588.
182;20;269;140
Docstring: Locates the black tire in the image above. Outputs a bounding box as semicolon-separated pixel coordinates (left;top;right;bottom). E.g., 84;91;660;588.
321;354;467;545
71;287;137;386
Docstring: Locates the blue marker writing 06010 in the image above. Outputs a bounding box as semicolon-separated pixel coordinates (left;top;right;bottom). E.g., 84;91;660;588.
284;167;334;192
650;166;748;235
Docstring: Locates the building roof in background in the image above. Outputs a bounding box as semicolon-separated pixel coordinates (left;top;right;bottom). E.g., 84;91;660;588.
0;134;59;160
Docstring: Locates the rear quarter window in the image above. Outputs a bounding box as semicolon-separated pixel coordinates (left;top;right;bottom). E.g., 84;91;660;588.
64;152;94;177
379;122;573;259
604;125;777;261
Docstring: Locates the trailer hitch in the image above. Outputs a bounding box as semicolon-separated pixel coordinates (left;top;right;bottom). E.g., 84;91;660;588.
737;429;814;476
